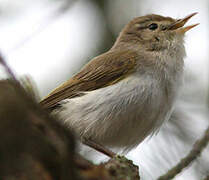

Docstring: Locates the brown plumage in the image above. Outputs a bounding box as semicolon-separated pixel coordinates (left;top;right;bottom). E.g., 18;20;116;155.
40;49;137;109
39;13;198;152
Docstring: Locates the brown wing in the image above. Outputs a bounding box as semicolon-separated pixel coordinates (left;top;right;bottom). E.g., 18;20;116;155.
40;49;137;109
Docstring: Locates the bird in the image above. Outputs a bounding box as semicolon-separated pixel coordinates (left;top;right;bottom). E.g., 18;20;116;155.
40;13;198;153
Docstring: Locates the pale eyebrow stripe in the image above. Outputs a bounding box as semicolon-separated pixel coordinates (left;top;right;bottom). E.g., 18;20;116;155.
139;18;151;24
136;19;151;29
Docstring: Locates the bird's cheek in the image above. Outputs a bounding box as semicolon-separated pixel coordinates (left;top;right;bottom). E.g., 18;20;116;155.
165;32;176;41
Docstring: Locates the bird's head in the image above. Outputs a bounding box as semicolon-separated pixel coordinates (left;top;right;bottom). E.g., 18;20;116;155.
114;13;198;52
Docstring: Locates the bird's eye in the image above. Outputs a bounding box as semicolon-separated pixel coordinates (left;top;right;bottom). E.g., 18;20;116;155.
148;23;158;30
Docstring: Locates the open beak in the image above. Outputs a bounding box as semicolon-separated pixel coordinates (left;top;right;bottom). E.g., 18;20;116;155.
168;12;199;33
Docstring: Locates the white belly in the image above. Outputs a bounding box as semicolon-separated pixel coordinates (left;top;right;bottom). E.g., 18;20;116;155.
53;73;180;151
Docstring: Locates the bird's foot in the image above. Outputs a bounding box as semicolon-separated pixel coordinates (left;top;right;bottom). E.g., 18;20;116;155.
81;137;116;158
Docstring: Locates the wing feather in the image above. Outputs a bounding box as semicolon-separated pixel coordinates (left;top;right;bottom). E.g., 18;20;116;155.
40;49;137;109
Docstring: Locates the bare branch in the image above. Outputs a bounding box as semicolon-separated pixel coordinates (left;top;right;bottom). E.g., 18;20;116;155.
157;126;209;180
0;53;18;81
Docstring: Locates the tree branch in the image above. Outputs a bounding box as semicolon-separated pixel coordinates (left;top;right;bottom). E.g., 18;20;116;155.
157;126;209;180
0;53;18;82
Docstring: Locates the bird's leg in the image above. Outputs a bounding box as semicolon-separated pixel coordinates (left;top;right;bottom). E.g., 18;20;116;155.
81;137;116;158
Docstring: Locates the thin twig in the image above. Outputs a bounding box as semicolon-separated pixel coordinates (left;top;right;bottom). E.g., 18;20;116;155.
157;126;209;180
0;53;18;82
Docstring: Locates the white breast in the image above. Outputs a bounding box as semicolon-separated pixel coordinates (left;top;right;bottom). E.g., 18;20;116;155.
53;70;182;151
